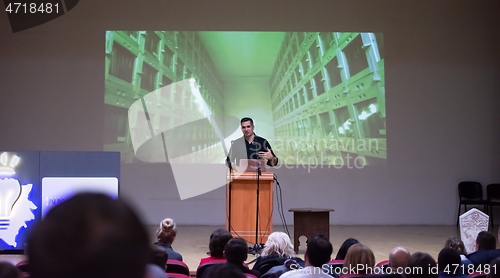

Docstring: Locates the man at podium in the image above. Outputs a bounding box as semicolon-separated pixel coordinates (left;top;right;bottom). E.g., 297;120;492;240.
227;117;278;172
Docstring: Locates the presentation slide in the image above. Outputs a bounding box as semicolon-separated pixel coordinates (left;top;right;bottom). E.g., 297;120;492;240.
41;177;119;217
104;31;385;167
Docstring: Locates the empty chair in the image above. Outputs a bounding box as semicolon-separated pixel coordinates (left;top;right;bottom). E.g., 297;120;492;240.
457;182;488;226
166;260;190;276
487;183;500;227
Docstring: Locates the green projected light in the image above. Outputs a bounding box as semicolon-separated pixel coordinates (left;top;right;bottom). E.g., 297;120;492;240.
104;31;386;166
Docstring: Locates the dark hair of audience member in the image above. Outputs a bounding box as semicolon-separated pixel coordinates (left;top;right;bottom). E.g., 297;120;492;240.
149;245;168;270
307;234;333;267
205;263;246;278
209;228;233;258
224;238;248;264
335;238;359;260
27;193;150;278
477;231;496;251
489;257;500;278
406;252;438;278
438;248;461;273
0;262;21;278
444;237;466;256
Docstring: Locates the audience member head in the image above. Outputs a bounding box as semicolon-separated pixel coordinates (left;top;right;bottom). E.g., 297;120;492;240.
438;248;461;273
335;238;359;260
389;246;410;270
149;245;168;270
305;234;333;268
206;263;246;278
489;257;500;278
0;262;21;278
261;231;295;258
27;193;150;278
209;229;233;258
476;231;496;251
444;236;466;255
406;252;438;278
224;238;248;265
344;243;376;274
156;218;177;245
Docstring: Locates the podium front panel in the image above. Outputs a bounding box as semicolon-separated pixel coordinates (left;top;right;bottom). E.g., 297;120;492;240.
226;172;273;244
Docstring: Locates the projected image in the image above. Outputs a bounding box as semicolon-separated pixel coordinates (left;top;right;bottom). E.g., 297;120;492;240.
104;31;385;166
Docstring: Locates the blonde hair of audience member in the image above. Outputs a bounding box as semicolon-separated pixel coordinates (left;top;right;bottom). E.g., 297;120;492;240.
156;218;177;244
261;231;295;258
343;243;376;274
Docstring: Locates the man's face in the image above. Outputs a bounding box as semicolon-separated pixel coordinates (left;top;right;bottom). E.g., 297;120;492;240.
241;121;254;137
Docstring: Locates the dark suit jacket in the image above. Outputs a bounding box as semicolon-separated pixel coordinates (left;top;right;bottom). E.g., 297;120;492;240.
154;241;183;261
466;249;500;266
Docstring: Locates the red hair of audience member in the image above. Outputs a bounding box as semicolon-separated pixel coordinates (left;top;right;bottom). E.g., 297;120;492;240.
343;243;376;274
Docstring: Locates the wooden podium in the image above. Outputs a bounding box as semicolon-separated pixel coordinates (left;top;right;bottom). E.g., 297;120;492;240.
226;172;273;243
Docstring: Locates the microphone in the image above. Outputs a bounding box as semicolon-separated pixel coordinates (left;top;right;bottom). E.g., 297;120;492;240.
226;156;233;171
227;140;235;171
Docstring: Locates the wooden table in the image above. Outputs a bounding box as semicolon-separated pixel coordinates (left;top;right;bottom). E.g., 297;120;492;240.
289;208;334;253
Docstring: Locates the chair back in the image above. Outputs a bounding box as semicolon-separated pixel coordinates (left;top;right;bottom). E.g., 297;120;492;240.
339;274;366;278
459;182;483;200
166;260;190;276
257;257;287;275
375;260;389;273
168;274;189;278
327;260;345;276
196;260;226;278
487;184;500;202
469;272;487;278
16;261;29;273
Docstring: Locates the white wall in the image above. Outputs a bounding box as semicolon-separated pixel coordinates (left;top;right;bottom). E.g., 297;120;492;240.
0;0;499;225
